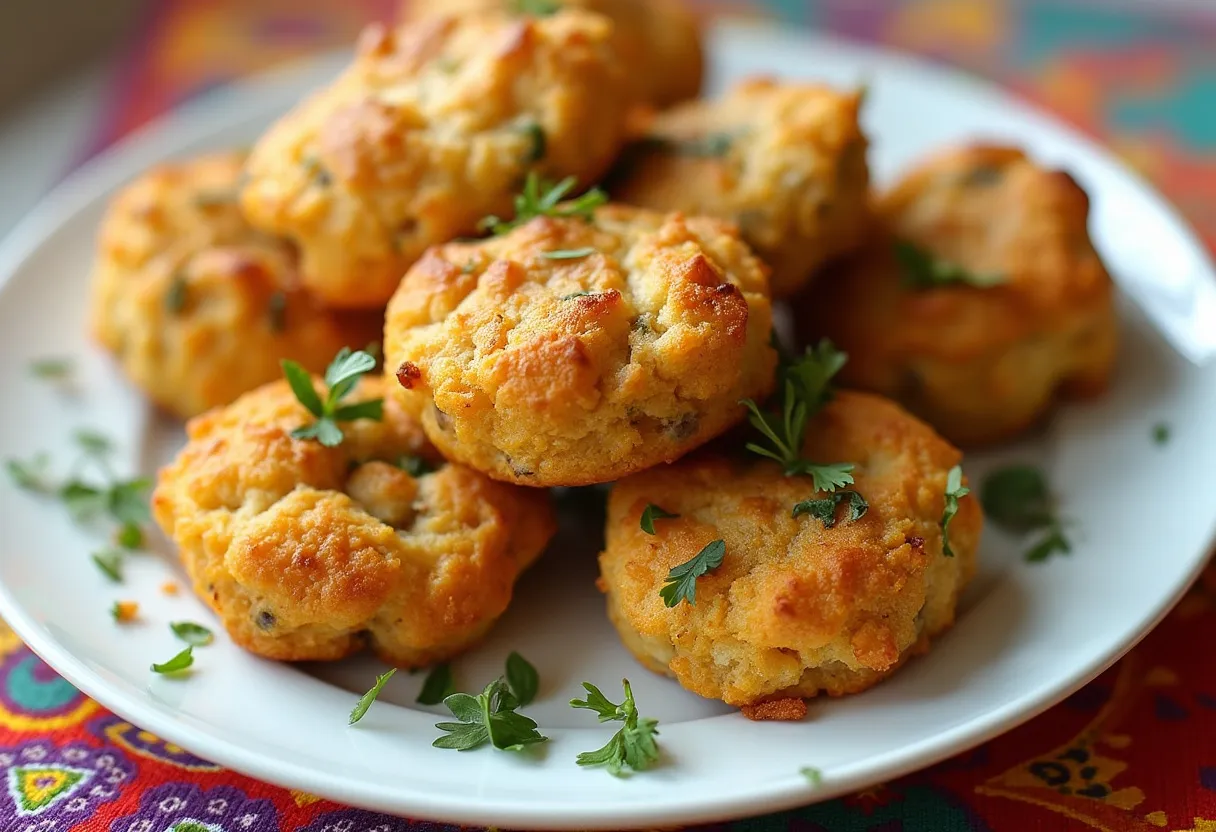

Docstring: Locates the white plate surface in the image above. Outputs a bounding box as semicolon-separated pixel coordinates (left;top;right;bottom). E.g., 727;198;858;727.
1;21;1215;831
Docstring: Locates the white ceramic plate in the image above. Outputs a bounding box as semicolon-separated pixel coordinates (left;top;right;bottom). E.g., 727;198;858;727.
1;20;1215;831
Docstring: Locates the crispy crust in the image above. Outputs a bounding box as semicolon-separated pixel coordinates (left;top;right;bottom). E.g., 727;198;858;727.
152;376;556;665
89;152;381;419
611;78;870;297
799;144;1117;446
402;0;704;107
240;10;631;308
384;205;777;486
599;391;981;707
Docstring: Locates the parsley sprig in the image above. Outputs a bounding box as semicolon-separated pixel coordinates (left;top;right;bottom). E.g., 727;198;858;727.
981;465;1072;562
660;539;725;608
940;465;970;558
282;348;383;447
740;340;856;492
895;240;1005;289
478;173;606;236
793;490;868;529
350;669;398;725
434;678;548;752
570;679;660;776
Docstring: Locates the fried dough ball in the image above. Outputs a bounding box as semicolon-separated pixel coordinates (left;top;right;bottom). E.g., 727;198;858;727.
152;376;556;665
402;0;703;108
799;145;1117;446
240;10;631;309
599;390;981;708
609;79;870;297
89;152;382;420
385;205;777;487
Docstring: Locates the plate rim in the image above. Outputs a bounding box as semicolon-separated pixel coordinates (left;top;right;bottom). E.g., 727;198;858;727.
1;20;1214;830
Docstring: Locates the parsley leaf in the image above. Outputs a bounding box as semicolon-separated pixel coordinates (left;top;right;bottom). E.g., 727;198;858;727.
540;247;596;260
116;522;143;550
478;172;606;236
660;539;725;607
92;549;124;582
571;679;660;776
895;240;1005;289
283;348;383;447
350;669;398;725
107;478;152;526
417;664;456;706
940;465;970;557
741;339;855;489
170;622;214;647
151;646;194;676
29;357;72;380
433;678;548;752
74;430;113;457
793;490;868;529
506;651;539;706
640;504;679;535
6;453;53;493
981;465;1072;563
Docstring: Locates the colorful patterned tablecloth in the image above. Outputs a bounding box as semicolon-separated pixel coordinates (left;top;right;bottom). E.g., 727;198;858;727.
12;1;1216;830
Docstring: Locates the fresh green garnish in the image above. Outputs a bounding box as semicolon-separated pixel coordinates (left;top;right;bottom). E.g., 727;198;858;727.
506;651;539;707
433;678;548;752
283;348;383;447
151;646;194;676
509;0;562;15
350;669;398;725
792;490;868;529
801;767;823;786
116;522;143;550
92;549;124;583
29;358;72;380
5;453;52;493
1153;422;1170;445
398;454;435;477
635;133;736;159
540;247;596;260
267;291;287;333
940;465;970;558
560;291;594;300
741;340;856;492
165;271;189;314
570;679;660;776
640;504;679;535
522;121;547;162
170;622;214;647
74;429;113;457
58;477;151;526
478;172;607;236
417;664;456;706
894;240;1005;290
659;539;725;608
981;465;1071;563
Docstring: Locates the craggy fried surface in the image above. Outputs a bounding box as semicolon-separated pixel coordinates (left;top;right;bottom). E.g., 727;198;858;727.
90;152;382;419
152;376;556;665
384;204;777;486
800;144;1117;446
240;10;631;308
611;78;870;297
600;391;981;707
403;0;703;107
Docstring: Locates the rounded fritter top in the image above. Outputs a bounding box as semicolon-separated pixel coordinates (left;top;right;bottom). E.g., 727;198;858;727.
89;152;382;419
152;376;556;666
240;9;632;308
402;0;704;107
600;390;982;707
385;205;777;486
611;78;870;297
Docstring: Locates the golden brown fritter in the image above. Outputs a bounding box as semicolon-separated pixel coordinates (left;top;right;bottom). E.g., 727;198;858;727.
599;390;981;708
610;78;870;297
240;10;632;309
402;0;704;108
89;152;382;420
385;205;777;487
799;145;1117;446
152;376;556;665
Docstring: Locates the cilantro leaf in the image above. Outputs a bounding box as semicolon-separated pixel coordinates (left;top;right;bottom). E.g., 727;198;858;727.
793;490;868;529
980;465;1055;534
894;240;1006;289
170;622;214;647
571;679;660;776
59;481;105;521
640;504;679;535
940;465;970;558
92;549;124;582
506;651;539;706
283;349;383;447
116;522;143;550
349;669;397;725
107;478;152;526
1025;525;1072;563
151;646;194;676
478;173;606;236
281;360;324;417
417;664;455;706
433;679;547;752
659;539;725;608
